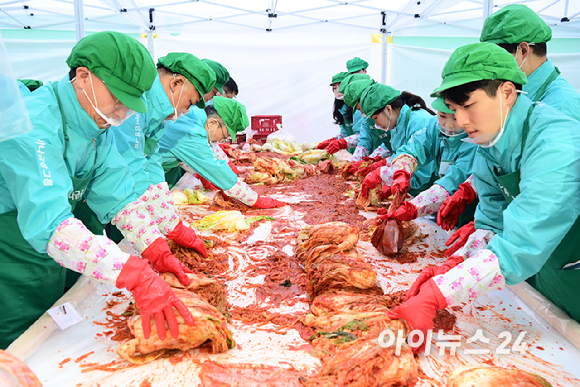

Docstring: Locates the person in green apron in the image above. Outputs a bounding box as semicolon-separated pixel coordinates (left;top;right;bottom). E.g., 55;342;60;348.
160;97;285;209
104;53;215;260
357;83;437;199
377;96;478;226
436;3;580;253
316;72;361;155
387;43;580;354
0;32;195;349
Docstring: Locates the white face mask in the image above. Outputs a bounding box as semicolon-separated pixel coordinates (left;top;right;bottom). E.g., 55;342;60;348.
438;123;465;137
78;72;132;128
169;74;187;123
461;87;512;148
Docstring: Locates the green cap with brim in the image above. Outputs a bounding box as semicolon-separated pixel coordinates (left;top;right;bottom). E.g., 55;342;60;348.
360;83;401;118
431;42;528;98
480;4;552;45
212;96;249;138
346;57;369;73
330;71;349;86
432;96;454;114
158;53;217;109
66;31;156;113
202;59;229;95
343;79;375;108
18;79;43;91
338;73;372;95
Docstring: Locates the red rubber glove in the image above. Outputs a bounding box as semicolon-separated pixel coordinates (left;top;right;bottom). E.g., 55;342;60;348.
195;173;219;191
316;138;335;150
325;139;348;154
378;201;418;222
356;158;388;177
348;156;383;174
387;279;447;353
218;143;233;153
404;255;464;301
141;237;194;286
360;168;383;199
379;184;392;201
167;222;209;258
444;221;476;257
116;255;194;340
437;181;477;231
391;170;411;195
228;161;240;175
252;195;286;209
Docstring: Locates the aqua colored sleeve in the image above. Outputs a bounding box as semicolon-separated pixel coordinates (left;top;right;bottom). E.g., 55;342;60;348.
0;126;73;253
357;115;373;151
110;116;152;197
351;110;362;135
18;81;31;97
472;154;507;234
394;119;437;169
170;132;237;191
338;123;349;139
144;143;166;185
435;141;477;195
489;111;580;285
83;131;137;224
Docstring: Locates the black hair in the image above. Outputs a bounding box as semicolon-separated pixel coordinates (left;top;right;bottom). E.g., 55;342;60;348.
333;99;353;125
498;42;547;57
223;77;239;95
69;67;77;81
378;91;435;116
204;105;220;118
156;63;174;74
444;79;523;106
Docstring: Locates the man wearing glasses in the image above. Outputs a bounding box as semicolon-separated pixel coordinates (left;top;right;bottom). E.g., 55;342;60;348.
159;96;286;209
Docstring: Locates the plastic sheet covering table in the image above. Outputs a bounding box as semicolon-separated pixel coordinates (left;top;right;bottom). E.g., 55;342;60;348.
7;177;580;386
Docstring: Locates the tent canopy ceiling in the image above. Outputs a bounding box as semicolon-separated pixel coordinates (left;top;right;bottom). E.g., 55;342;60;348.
1;0;579;36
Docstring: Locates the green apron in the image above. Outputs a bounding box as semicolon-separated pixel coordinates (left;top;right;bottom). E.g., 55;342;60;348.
103;136;160;242
342;116;356;154
494;103;580;322
0;84;98;349
144;136;159;156
163;159;183;190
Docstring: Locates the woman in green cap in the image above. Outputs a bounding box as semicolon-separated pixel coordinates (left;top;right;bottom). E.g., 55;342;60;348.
376;96;478;230
0;32;195;349
439;4;580;231
388;43;580;353
320;73;392;162
437;3;580;250
159;96;285;209
357;83;437;199
316;72;361;154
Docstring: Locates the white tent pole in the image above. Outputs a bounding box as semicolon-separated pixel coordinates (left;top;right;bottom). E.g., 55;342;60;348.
73;0;85;42
148;8;155;59
483;0;493;19
381;11;388;84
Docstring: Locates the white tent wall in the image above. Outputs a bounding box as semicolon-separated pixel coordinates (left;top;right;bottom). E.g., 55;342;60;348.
387;38;580;109
2;0;580;143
